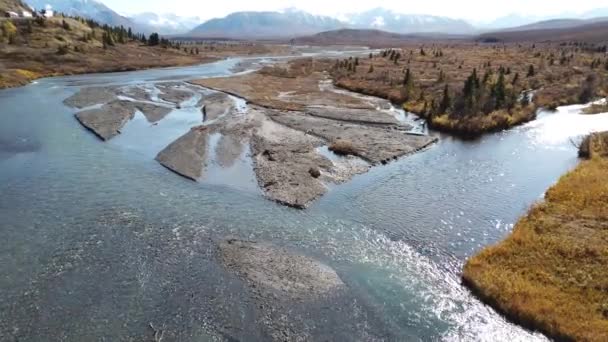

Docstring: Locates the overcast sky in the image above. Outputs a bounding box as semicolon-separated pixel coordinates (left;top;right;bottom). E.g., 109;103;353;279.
103;0;607;22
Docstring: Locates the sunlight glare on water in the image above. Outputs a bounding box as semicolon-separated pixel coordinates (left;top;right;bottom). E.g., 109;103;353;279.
523;100;608;147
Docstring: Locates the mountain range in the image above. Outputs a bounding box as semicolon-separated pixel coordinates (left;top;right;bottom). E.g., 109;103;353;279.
344;7;474;34
129;12;202;35
13;1;608;38
190;9;344;38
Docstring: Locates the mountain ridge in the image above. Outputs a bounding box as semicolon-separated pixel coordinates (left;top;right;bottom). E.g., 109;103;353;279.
190;9;345;38
344;7;475;34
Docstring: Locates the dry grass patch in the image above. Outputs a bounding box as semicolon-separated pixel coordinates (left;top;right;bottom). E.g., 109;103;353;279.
328;139;356;156
463;131;608;341
426;106;536;136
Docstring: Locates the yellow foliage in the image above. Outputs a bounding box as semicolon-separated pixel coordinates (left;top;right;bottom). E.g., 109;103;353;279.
14;69;40;80
2;21;17;37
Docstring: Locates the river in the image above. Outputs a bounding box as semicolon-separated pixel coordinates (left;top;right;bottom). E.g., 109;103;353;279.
1;55;608;341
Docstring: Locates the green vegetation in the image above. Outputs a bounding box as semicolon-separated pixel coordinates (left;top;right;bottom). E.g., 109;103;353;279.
463;131;608;341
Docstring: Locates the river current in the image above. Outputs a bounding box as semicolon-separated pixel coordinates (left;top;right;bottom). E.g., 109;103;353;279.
2;55;608;341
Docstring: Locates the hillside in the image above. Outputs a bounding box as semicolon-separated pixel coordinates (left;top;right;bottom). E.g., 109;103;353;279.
24;0;139;30
500;17;608;32
478;21;608;43
190;9;344;38
0;16;216;88
0;0;28;12
292;29;468;47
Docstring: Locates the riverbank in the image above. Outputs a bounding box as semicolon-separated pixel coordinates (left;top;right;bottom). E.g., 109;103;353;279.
330;44;608;136
463;131;608;341
336;79;537;137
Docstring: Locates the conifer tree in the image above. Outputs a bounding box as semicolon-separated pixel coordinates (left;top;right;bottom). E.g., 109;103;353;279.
493;70;506;109
526;65;535;77
439;84;451;113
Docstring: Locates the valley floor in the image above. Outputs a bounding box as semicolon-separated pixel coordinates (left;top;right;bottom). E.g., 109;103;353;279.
329;43;608;136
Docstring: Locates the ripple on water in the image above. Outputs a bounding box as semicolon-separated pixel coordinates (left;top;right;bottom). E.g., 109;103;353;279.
1;56;599;341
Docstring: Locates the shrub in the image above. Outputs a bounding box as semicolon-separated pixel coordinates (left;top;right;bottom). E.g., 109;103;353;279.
56;45;70;55
329;140;356;156
308;167;321;178
2;21;17;43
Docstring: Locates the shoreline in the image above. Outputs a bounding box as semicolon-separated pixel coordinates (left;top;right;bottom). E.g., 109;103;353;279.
334;80;538;138
462;131;608;341
0;57;220;91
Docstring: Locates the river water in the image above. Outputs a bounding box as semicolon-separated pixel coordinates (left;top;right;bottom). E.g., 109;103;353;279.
1;55;608;341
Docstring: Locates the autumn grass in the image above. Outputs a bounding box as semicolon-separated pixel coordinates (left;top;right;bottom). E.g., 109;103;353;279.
0;17;286;89
402;100;537;136
330;44;608;135
463;132;608;341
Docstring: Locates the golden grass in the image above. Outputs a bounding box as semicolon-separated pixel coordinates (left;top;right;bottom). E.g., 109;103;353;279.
428;107;536;136
463;132;608;341
402;100;536;136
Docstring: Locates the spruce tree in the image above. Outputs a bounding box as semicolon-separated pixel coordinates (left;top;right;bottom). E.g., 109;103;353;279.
493;70;506;110
526;65;535;77
403;68;411;87
439;84;451;113
512;73;519;85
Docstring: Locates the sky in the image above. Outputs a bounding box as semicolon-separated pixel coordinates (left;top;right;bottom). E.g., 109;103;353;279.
102;0;608;23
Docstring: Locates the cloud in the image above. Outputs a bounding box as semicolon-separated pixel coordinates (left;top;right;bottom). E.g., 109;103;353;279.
371;16;385;27
102;0;608;22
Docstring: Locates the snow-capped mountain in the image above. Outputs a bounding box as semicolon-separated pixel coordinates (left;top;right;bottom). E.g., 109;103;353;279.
25;0;136;28
345;8;475;34
190;9;345;38
129;12;202;35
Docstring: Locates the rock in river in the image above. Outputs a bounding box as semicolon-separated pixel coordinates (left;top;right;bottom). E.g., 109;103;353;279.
219;238;344;298
155;126;209;181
